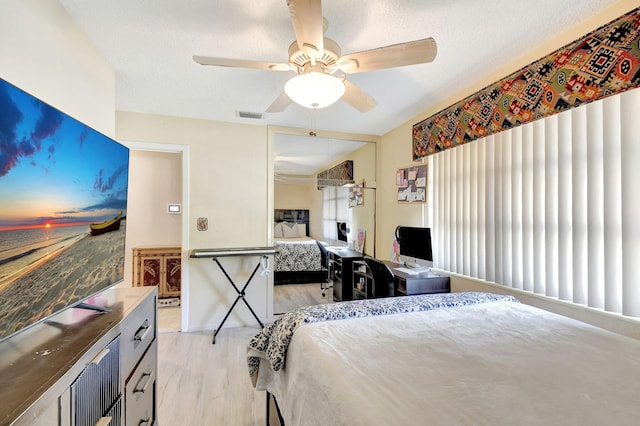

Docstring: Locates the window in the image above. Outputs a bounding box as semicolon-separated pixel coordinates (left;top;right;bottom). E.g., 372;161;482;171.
322;186;351;244
432;89;640;318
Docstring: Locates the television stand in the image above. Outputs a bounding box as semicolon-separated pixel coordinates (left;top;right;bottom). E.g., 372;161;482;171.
75;302;112;313
0;287;157;425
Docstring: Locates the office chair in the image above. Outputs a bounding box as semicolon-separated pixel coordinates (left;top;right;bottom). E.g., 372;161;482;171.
363;256;395;298
316;241;333;297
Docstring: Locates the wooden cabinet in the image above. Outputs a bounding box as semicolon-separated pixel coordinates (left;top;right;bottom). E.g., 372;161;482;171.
0;287;157;425
133;247;181;299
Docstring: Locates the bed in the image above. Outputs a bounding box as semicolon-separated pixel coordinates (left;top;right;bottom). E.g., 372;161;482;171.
248;292;640;425
274;209;327;285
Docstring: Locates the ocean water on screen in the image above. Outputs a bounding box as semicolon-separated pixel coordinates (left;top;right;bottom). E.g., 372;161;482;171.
0;225;88;287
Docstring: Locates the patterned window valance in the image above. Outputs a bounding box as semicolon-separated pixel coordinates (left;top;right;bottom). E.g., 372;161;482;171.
412;6;640;160
317;160;354;189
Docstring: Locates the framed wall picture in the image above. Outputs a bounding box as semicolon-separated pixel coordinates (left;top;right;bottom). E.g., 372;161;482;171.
355;229;366;253
349;180;364;208
396;164;427;203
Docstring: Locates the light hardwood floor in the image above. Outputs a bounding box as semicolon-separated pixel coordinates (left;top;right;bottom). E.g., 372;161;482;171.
158;305;181;333
156;283;331;425
273;282;331;314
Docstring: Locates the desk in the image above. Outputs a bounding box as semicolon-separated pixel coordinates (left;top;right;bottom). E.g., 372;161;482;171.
384;261;450;296
326;247;363;301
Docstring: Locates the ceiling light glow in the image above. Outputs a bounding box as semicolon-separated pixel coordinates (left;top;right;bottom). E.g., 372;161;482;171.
284;72;345;109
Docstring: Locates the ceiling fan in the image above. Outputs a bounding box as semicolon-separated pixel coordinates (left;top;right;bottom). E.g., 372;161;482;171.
193;0;437;113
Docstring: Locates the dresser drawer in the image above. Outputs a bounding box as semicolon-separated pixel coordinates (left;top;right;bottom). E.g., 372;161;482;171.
125;340;157;426
121;291;156;380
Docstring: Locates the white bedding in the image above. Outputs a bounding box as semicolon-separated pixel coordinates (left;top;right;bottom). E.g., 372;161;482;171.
274;236;315;243
256;300;640;425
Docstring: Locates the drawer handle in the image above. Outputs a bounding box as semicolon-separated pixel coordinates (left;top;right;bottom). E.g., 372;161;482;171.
134;319;151;342
138;418;151;426
134;371;152;394
95;416;111;426
90;348;110;365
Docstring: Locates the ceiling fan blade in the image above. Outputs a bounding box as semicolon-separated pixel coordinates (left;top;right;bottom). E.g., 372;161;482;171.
287;0;324;58
342;80;377;112
338;37;437;74
266;92;293;113
193;55;291;71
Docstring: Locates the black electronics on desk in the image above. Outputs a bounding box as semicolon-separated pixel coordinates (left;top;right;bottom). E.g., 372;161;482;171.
395;225;433;271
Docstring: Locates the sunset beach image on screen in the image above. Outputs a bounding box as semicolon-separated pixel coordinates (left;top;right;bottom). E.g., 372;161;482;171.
0;78;129;342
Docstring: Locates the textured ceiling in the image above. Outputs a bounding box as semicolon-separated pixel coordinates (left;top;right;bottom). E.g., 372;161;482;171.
58;0;625;173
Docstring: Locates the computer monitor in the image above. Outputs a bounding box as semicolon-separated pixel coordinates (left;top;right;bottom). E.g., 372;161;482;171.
395;226;433;270
336;222;349;244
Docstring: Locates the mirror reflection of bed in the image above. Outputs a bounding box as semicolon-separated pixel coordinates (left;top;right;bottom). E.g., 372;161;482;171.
273;134;376;313
273;209;331;314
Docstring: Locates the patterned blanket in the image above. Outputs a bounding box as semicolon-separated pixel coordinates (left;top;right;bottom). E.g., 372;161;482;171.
274;238;322;272
247;292;518;386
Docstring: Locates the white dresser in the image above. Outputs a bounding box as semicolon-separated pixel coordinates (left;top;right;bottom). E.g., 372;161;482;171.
0;287;157;425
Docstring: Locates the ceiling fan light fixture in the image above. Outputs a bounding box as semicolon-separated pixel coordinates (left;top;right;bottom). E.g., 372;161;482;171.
284;72;345;109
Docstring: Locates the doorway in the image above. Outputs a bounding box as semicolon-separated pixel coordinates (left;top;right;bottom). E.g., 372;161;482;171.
123;143;188;332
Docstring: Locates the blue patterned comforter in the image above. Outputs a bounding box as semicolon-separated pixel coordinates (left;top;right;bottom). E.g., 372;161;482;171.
247;292;518;386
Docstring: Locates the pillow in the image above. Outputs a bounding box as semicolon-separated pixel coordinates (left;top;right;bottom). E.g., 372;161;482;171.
274;222;284;238
296;223;307;237
282;222;300;238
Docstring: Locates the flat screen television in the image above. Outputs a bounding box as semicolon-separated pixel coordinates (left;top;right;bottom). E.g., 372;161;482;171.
336;221;350;245
395;226;433;270
0;78;129;343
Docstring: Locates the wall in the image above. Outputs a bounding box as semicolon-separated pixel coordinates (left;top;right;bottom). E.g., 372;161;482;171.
124;151;182;284
349;142;377;186
345;143;376;255
274;176;313;209
274;176;322;239
308;179;324;240
312;142;378;253
116;111;272;331
376;122;431;260
0;0;115;136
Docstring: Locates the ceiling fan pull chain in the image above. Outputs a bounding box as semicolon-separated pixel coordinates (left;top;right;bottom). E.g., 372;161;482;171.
309;109;317;137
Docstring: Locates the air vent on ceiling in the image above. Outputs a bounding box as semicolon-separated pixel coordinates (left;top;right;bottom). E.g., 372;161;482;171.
237;111;264;120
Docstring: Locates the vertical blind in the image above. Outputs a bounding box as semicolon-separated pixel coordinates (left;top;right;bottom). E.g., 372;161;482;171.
433;88;640;318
